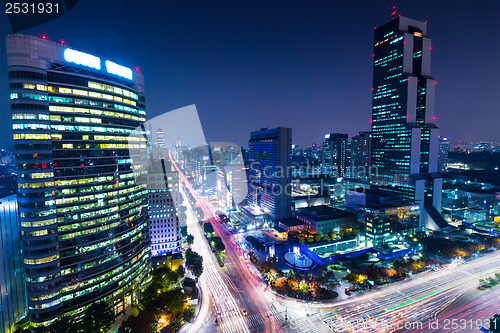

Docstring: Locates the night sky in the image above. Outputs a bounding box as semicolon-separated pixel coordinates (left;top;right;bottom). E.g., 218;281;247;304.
0;0;498;148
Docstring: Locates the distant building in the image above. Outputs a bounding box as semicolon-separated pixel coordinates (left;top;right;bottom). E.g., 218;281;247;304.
370;14;445;231
350;131;371;178
0;194;26;333
322;133;348;178
347;188;420;246
148;159;181;257
248;127;292;221
295;205;356;235
438;136;449;172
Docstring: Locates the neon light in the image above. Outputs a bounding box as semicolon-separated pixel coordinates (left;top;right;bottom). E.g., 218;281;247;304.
64;48;101;70
42;35;47;39
105;60;133;80
324;134;330;139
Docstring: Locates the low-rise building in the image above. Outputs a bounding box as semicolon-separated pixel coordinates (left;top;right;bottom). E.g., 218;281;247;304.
295;205;356;235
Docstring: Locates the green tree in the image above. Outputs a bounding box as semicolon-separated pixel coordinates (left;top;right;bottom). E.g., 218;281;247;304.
299;238;305;245
330;232;336;240
307;236;314;243
203;222;215;235
338;229;345;238
186;234;194;245
315;234;322;242
185;248;204;278
298;281;310;295
323;233;331;241
117;311;155;333
212;236;226;253
82;301;114;333
343;272;367;287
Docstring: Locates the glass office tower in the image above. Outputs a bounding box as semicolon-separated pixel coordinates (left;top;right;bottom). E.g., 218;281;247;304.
248;127;292;221
6;34;151;327
322;133;348;177
370;15;446;230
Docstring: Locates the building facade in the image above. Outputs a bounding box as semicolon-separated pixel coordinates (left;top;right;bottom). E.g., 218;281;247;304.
438;136;449;172
322;133;348;178
295;205;356;235
370;15;445;230
248;127;292;221
148;159;181;257
350;131;371;178
7;34;151;326
0;194;26;333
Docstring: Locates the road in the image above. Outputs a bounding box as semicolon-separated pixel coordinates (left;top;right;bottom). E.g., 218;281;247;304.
173;157;499;333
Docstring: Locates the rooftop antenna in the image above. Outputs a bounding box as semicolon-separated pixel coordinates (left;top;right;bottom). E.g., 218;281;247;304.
391;5;397;19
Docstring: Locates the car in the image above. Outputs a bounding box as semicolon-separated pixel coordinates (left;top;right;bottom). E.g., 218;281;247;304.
241;308;248;316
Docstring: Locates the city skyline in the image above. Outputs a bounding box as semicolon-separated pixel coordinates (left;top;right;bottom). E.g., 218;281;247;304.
0;0;499;149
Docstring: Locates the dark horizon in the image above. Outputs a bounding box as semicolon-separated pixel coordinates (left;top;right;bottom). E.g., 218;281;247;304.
0;0;499;148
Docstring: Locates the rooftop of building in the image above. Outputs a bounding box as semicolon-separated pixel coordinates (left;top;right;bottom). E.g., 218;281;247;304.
296;205;355;221
278;217;307;227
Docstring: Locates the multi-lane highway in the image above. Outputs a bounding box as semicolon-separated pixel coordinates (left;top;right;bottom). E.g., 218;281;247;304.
173;158;499;333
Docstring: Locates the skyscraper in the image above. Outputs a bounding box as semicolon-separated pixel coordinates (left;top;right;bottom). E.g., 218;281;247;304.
370;13;446;230
0;193;26;333
248;127;292;221
351;131;371;178
148;158;181;258
322;133;348;178
7;34;151;326
438;136;449;172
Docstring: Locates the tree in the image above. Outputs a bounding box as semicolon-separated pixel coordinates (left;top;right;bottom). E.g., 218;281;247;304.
309;280;321;299
288;279;299;292
315;234;322;242
180;225;188;237
307;236;314;243
338;230;345;238
380;267;397;282
298;281;310;295
485;238;500;249
299;238;305;245
203;222;215;235
323;233;331;241
330;232;336;240
211;236;226;253
117;311;156;333
186;234;194;245
275;277;289;294
344;272;367;287
82;301;114;333
351;227;358;236
185;248;204;278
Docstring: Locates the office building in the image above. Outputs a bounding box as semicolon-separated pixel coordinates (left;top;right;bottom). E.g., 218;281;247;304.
350;131;371;178
370;14;446;230
0;194;26;333
7;34;151;326
148;158;181;258
295;205;356;235
248;127;292;221
438;136;449;172
322;133;348;178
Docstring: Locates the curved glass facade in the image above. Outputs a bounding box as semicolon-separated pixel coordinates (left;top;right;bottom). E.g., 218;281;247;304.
6;34;151;326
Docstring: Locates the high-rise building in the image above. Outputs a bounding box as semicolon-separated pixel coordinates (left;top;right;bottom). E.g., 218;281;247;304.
148;159;181;257
322;133;348;178
370;13;446;230
7;34;151;326
248;127;292;221
0;193;26;333
438;136;449;172
351;131;372;178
